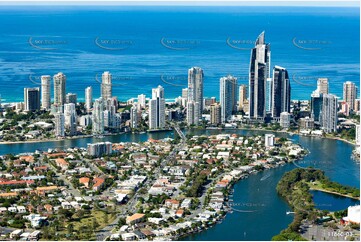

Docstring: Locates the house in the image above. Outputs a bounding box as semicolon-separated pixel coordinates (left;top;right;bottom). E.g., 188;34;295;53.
133;230;147;240
175;209;184;217
8;207;17;213
148;217;164;225
10;229;23;239
23;214;47;228
19;155;35;163
16;206;26;213
61;201;72;209
35;186;58;195
79;177;90;188
181;198;192;209
44;204;53;213
0;207;7;214
121;232;137;241
0;192;18;198
0;180;34;187
29;230;41;240
126;213;145;225
165;199;180;209
92;177;105;191
55;158;69;170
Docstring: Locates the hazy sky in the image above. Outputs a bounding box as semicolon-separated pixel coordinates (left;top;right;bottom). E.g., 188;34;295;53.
0;0;359;7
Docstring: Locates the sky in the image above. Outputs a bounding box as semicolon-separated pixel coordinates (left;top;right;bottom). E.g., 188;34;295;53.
0;0;359;7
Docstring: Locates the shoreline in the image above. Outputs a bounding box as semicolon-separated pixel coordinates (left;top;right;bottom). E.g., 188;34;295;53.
0;132;126;145
176;148;308;241
309;187;360;201
0;126;356;147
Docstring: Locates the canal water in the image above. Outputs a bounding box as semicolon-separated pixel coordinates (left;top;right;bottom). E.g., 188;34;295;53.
311;190;359;212
0;129;359;240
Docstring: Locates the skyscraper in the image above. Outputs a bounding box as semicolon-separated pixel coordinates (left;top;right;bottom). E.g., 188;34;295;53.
149;85;165;130
271;66;291;118
137;94;146;109
266;78;272;113
24;87;40;111
41;75;51;110
64;103;77;136
104;97;118;129
53;72;66;106
85;86;93;112
54;111;65;137
238;84;248;111
92;98;105;135
210;103;221;125
311;89;323;122
220;75;238;123
186;100;200;125
343;81;357;111
66;93;77;104
101;71;112;100
320;94;338;133
317;78;329;94
130;104;139;129
188;67;204;116
182;88;188;100
249;31;271;119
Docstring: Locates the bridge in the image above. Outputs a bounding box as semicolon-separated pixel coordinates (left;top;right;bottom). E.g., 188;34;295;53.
172;124;186;142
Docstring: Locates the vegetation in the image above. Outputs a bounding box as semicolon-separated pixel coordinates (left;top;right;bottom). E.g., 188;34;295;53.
272;168;360;241
186;173;208;197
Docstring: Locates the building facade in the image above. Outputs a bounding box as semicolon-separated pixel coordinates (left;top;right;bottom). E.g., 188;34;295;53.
41;75;51;110
271;66;290;118
53;72;66;106
24;87;40;111
249;31;271;119
101;71;112;100
220;75;238;123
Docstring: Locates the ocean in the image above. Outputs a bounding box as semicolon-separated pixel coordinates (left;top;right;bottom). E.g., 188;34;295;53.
0;6;359;103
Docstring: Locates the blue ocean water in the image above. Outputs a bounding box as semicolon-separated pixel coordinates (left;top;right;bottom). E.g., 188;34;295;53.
0;6;359;102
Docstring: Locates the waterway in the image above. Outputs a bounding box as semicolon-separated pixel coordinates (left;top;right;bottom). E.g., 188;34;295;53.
0;129;359;240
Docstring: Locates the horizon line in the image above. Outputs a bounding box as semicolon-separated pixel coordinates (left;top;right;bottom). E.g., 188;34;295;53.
0;1;359;7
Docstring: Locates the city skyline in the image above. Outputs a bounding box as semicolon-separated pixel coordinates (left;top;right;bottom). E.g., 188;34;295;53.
0;5;359;242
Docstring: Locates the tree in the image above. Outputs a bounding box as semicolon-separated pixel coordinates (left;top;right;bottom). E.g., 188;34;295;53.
103;212;109;224
92;218;100;231
67;223;74;235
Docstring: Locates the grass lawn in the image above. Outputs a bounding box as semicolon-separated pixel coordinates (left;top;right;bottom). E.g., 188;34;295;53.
307;181;359;199
60;209;117;240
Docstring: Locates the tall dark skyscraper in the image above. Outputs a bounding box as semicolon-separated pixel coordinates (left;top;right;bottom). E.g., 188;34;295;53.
24;87;40;111
249;31;271;119
271;66;291;118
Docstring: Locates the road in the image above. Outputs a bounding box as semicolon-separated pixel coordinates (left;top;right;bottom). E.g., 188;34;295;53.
301;221;360;241
42;157;81;198
96;134;186;240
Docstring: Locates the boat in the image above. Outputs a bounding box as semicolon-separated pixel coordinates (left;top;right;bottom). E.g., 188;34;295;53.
260;173;271;181
286;211;295;215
